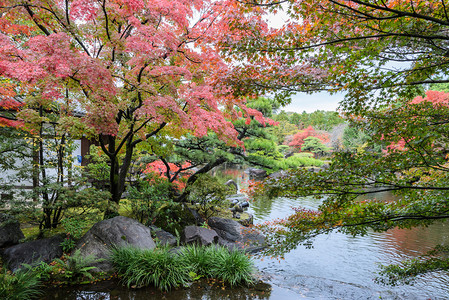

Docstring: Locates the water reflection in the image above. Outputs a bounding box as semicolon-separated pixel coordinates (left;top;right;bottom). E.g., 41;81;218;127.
248;193;449;299
41;279;275;300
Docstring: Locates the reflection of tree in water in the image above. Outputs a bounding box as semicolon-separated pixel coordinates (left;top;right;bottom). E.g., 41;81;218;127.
212;164;250;193
379;220;449;259
43;278;272;300
357;192;449;258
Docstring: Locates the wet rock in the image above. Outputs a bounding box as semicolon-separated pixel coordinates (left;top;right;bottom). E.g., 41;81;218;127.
267;170;287;179
182;225;219;246
226;194;248;206
74;216;156;272
236;213;254;227
239;201;249;208
247;168;267;179
2;234;64;271
0;213;24;248
148;225;177;247
208;217;266;253
225;180;238;193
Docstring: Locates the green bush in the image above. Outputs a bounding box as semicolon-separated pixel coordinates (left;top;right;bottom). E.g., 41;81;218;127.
187;174;232;220
53;250;104;282
127;176;172;226
284;154;324;168
0;269;42;300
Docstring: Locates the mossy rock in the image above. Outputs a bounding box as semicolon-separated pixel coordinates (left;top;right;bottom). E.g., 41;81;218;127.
234;212;253;227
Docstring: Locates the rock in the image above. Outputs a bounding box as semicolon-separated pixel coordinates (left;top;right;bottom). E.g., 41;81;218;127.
148;225;177;247
229;199;239;207
182;225;219;246
2;234;64;271
230;204;244;213
225;179;238;193
74;216;156;272
308;167;320;173
226;193;248;204
284;152;294;159
236;213;254;227
321;163;330;170
208;217;266;253
234;213;241;219
267;170;287;179
247;168;267;179
0;213;24;248
239;201;249;208
187;207;205;225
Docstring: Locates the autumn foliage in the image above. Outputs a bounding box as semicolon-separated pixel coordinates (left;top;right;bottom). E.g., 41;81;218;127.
288;125;329;149
144;161;193;191
0;0;275;209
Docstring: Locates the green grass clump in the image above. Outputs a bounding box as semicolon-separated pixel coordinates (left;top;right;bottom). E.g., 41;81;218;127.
110;245;142;275
210;246;255;286
180;244;216;277
112;246;191;291
111;245;256;291
0;269;42;300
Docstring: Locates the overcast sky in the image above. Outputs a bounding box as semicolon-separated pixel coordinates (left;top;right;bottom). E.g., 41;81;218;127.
281;91;344;113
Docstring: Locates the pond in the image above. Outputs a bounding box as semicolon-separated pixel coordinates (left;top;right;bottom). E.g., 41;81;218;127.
42;167;449;299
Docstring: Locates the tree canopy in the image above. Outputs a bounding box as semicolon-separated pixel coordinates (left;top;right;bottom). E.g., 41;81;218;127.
0;0;271;215
225;0;449;110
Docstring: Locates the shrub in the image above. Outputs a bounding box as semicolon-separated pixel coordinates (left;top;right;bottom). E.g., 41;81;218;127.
285;154;324;168
187;174;232;220
60;217;87;253
0;269;42;300
53;250;104;282
126;177;172;226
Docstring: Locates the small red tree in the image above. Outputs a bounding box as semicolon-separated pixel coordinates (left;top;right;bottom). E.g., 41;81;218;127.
288;125;329;150
144;161;193;192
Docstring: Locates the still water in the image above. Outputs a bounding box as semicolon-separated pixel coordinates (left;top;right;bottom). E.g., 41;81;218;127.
42;168;449;299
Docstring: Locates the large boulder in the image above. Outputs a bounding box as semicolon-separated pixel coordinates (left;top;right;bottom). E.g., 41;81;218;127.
247;168;267;179
0;213;24;248
182;225;218;246
208;217;266;253
74;216;156;272
1;234;64;271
